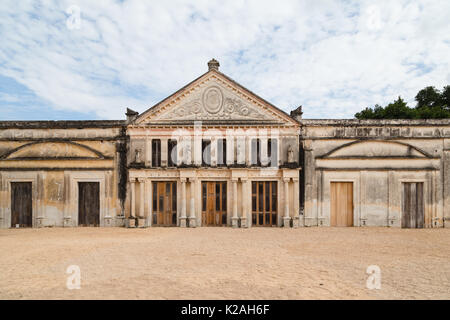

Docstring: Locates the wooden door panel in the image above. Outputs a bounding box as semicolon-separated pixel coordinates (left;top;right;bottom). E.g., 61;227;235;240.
416;183;424;228
347;183;354;226
402;182;424;229
252;181;277;227
330;182;353;227
78;182;100;227
11;182;32;228
202;182;227;226
152;182;177;226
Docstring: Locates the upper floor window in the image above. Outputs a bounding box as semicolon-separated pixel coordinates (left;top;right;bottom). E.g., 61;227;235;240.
152;139;161;167
168;140;177;167
217;139;226;166
268;138;278;167
202;139;211;166
251;139;261;166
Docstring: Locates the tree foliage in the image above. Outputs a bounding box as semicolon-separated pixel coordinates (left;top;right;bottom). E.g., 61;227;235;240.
354;85;450;119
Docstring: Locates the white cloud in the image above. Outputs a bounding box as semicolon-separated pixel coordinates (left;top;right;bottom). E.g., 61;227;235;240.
0;0;449;119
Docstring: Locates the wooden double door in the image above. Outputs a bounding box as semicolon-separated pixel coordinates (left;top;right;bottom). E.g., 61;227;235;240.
11;182;33;228
402;182;424;228
330;182;354;227
202;182;227;226
252;181;278;227
152;182;177;226
78;182;100;227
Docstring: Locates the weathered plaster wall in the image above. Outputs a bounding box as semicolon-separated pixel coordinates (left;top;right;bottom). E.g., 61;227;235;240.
301;119;450;228
0;121;126;228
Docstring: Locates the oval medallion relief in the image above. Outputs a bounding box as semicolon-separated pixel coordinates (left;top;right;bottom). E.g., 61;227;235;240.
202;86;223;114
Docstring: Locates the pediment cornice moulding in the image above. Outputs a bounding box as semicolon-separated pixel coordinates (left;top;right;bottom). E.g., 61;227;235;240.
135;71;299;127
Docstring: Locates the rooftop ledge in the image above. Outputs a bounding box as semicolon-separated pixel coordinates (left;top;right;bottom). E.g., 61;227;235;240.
299;119;450;127
0;119;449;129
0;120;126;129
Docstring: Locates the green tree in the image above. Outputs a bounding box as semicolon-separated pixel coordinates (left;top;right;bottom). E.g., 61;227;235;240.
354;106;376;119
415;86;441;109
355;98;415;119
354;85;450;119
440;85;450;111
382;97;415;119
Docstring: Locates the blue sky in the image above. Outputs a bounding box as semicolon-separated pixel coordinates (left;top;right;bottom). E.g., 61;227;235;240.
0;0;449;120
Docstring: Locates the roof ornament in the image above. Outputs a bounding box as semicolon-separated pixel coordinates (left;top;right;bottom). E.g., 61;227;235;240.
290;105;303;121
126;108;139;124
207;58;220;71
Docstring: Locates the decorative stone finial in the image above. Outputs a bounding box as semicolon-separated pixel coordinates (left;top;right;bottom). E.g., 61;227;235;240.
125;108;139;123
290;105;303;121
208;58;220;71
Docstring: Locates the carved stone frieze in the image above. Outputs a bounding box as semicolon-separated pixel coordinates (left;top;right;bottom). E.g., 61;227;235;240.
157;83;271;122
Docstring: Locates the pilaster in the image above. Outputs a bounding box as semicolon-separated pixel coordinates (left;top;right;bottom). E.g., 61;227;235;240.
283;178;291;227
232;179;239;228
180;178;187;227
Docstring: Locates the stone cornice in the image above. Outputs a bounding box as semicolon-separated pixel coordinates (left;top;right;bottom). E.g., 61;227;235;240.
0;120;125;129
300;119;450;127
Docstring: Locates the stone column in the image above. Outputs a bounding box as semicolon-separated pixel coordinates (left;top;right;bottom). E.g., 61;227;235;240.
129;178;136;228
240;178;249;228
283;178;291;227
189;179;196;227
146;138;152;167
180;178;187;227
194;122;202;166
303;141;315;227
246;137;252;166
137;178;145;227
146;179;152;227
260;137;268;166
138;179;145;218
232;179;239;228
63;172;72;227
36;173;45;227
130;179;136;218
237;137;245;165
226;137;234;166
211;138;217;167
161;138;168;167
292;178;301;227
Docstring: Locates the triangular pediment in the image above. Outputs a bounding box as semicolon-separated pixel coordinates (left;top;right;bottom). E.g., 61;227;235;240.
134;71;298;126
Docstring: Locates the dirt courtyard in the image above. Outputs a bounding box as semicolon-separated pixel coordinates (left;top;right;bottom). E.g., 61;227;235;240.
0;227;449;300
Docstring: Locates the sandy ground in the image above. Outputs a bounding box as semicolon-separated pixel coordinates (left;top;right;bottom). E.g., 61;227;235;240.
0;227;449;300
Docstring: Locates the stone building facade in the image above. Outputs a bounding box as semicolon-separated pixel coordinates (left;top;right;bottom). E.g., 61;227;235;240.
0;121;127;228
0;60;449;229
299;119;450;228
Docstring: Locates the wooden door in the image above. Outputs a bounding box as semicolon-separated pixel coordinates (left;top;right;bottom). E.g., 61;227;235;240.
202;182;227;226
11;182;32;228
152;182;177;226
78;182;100;227
402;182;424;228
252;181;277;227
330;182;353;227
